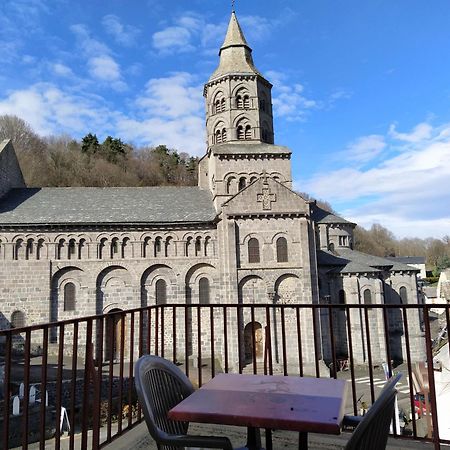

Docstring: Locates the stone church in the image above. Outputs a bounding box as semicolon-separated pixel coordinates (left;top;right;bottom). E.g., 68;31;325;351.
0;12;424;368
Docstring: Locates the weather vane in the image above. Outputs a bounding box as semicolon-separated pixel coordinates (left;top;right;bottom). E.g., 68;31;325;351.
232;0;235;12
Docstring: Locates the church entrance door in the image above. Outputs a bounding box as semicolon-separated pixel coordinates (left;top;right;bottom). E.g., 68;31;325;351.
244;322;263;363
105;309;124;361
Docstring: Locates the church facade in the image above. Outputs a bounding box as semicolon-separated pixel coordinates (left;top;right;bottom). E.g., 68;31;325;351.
0;12;424;369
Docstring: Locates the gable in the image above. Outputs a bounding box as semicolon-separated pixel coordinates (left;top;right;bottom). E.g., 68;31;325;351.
221;176;309;216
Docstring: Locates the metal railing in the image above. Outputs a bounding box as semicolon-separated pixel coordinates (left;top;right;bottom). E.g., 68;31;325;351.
0;303;449;449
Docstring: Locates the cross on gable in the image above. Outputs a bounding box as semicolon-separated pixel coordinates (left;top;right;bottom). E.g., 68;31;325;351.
257;187;276;210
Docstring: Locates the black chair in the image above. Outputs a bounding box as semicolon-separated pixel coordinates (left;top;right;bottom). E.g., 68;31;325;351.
343;373;402;450
135;354;245;450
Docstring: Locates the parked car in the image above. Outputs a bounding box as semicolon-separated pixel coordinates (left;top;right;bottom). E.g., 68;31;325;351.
414;392;430;416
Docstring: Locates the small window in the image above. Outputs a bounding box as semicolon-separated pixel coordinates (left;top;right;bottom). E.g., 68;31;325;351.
399;287;408;304
64;282;76;311
339;236;348;246
328;243;335;252
199;277;210;304
245;125;252;139
185;237;193;257
222;128;227;142
154;237;162;257
236;95;244;109
238;177;246;191
155;279;167;305
248;238;260;263
220;98;226;112
26;239;33;260
111;238;119;256
11;310;26;328
243;95;250;108
237;125;245;140
276;237;288;262
363;289;372;307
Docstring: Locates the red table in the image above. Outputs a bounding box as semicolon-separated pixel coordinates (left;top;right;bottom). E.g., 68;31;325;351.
169;373;349;450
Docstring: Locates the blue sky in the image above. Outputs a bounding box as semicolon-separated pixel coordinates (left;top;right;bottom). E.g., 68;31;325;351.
0;0;449;239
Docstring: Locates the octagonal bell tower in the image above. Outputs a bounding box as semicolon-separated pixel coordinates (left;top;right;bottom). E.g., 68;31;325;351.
204;12;274;146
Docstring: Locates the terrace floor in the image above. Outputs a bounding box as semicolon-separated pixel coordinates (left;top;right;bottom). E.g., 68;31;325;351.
105;421;435;450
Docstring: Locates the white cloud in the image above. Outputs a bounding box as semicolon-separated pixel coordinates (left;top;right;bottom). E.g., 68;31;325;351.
389;122;433;143
136;72;203;119
70;24;111;56
266;71;318;121
52;63;74;77
301;121;450;238
152;26;194;53
102;14;140;46
0;83;116;137
88;55;120;81
344;135;386;163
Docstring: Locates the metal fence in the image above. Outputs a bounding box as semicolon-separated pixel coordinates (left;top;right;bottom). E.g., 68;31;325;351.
0;303;448;449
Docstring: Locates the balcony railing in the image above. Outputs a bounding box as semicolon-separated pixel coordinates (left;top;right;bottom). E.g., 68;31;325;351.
0;303;448;449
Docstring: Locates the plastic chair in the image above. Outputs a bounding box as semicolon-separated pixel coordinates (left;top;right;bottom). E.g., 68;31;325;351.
343;373;402;450
135;354;243;450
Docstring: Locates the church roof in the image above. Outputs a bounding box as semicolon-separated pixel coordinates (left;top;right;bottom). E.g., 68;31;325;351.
310;204;355;226
208;12;262;82
317;248;419;274
0;187;217;226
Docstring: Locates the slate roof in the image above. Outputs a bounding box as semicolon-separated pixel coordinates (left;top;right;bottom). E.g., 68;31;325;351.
386;256;426;265
0;187;217;226
310;204;355;226
317;248;419;274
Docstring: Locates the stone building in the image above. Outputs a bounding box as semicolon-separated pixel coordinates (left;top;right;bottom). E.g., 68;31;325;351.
0;12;424;369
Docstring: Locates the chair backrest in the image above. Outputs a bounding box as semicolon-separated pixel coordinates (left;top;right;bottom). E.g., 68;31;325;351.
134;355;194;448
345;373;402;450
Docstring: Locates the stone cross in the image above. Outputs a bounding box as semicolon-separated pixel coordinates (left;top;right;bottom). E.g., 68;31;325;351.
257;187;276;210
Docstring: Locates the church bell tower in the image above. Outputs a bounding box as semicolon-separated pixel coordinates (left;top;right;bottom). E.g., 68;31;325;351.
204;12;274;146
198;10;292;209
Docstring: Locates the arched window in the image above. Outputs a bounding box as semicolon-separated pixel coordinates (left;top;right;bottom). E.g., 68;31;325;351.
328;243;335;252
237;124;245;140
220;98;226;112
111;238;119;258
243;95;250;108
248;238;260;263
143;237;151;258
214;99;221;114
11;310;25;328
64;282;76;311
276;237;288;262
122;237;130;258
236;95;244;109
15;239;24;260
215;128;222;144
154;237;162;257
204;236;211;257
185;237;193;257
338;289;346;309
165;237;174;257
155;279;167;305
226;177;236;194
68;239;76;260
195;237;201;256
399;286;408;304
37;239;45;260
363;289;372;306
221;128;227;142
238;177;246;191
26;239;33;260
245;125;252;139
57;239;65;260
199;277;210;304
99;238;107;259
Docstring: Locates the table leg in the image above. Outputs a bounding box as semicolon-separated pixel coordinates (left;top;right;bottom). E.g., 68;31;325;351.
298;432;308;450
265;429;272;450
246;427;262;450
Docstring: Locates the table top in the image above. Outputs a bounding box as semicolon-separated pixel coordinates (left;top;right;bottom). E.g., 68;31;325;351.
169;373;349;435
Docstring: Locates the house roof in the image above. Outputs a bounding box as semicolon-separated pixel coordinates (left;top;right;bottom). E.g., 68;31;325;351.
317;248;419;274
386;256;426;265
310;204;355;226
0;187;217;226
